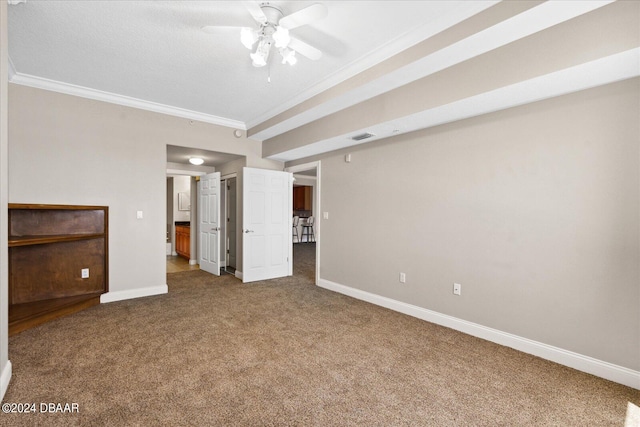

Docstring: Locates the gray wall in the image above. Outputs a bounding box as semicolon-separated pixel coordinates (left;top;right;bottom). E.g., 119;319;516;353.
314;78;639;371
8;84;281;297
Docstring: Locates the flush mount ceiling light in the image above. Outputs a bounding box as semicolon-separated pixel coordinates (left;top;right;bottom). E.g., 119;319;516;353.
189;157;204;166
202;2;327;68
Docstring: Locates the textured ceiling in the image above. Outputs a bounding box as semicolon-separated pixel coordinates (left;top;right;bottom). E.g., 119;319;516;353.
8;0;476;127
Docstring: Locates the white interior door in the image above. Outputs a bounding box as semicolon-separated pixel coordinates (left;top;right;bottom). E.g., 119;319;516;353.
198;172;221;276
242;167;292;283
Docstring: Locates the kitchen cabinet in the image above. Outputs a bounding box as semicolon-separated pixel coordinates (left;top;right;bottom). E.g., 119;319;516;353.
293;186;312;210
175;224;190;259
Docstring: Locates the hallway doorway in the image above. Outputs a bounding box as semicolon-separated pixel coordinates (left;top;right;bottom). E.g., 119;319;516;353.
221;176;237;275
285;161;321;285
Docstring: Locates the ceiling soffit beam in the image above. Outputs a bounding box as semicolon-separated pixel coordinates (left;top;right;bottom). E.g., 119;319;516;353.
262;0;634;160
247;0;501;134
251;0;613;144
269;49;639;162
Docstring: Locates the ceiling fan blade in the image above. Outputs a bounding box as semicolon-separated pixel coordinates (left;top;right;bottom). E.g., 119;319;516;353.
279;3;328;30
243;1;268;25
289;37;322;61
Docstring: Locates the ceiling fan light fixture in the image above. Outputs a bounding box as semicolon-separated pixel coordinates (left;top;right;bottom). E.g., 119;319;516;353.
250;38;271;67
280;48;297;66
240;27;258;49
273;26;290;48
189;157;204;166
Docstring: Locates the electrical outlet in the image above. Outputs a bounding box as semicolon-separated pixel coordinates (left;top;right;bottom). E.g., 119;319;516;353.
453;283;461;295
81;268;90;279
399;272;406;283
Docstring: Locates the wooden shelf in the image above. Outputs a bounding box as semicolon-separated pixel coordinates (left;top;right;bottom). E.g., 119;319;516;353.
8;204;108;335
9;294;102;336
9;233;105;247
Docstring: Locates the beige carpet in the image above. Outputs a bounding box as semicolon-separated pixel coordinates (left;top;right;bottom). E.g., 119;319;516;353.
2;243;638;426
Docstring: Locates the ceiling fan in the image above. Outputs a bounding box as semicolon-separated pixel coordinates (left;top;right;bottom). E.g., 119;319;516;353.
202;1;328;68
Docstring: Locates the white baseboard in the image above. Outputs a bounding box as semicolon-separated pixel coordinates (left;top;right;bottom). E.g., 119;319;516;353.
1;361;12;401
172;251;178;256
235;271;243;281
318;278;640;390
100;285;168;304
189;259;197;265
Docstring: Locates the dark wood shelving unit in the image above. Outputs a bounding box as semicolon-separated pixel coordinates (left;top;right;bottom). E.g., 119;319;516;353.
8;204;109;335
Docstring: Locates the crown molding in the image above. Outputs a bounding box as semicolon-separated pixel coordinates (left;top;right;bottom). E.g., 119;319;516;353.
9;72;247;130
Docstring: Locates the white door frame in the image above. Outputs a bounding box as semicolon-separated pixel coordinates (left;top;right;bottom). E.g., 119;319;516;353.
166;169;206;267
285;161;321;285
219;172;238;271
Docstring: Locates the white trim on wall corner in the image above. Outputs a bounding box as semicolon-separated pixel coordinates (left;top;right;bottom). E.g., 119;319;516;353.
0;360;11;401
317;278;640;390
100;285;168;304
7;55;15;81
9;72;247;130
235;271;243;281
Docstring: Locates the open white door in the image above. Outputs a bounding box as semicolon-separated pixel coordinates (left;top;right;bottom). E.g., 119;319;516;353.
198;172;221;276
242;167;292;283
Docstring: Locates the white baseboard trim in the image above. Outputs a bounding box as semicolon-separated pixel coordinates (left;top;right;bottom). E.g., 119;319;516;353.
318;278;640;390
235;271;243;281
172;251;178;256
1;361;12;401
189;259;197;266
100;285;168;304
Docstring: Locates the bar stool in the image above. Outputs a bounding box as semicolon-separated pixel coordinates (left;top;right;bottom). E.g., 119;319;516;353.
292;216;300;243
301;216;315;243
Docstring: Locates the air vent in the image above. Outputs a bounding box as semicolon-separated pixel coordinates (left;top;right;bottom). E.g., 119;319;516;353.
350;132;375;141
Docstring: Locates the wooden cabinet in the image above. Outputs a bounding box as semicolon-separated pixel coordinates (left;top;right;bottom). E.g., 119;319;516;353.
293;186;312;210
175;224;190;259
8;204;108;335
